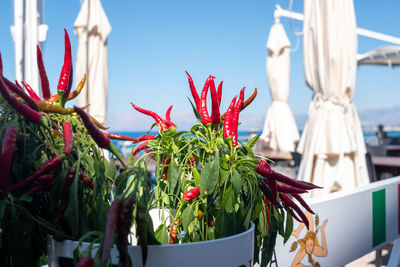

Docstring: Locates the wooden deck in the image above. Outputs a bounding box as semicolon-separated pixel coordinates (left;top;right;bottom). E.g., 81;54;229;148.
372;156;400;178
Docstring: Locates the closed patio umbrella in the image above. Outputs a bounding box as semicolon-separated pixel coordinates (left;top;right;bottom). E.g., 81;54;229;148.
260;19;299;152
297;0;369;197
74;0;111;124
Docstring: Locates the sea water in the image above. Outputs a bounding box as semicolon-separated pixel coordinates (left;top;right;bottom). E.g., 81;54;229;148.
112;131;400;157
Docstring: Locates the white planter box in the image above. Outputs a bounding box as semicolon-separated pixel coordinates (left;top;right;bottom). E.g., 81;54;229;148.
47;222;255;267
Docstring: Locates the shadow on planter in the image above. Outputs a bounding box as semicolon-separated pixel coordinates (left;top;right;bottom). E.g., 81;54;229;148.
47;222;254;267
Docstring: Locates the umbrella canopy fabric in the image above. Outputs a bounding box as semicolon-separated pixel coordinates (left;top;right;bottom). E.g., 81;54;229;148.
74;0;111;124
297;0;369;197
357;46;400;66
260;19;299;152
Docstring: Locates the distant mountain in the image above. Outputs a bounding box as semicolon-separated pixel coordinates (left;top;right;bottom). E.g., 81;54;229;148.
358;105;400;126
294;105;400;130
108;105;400;132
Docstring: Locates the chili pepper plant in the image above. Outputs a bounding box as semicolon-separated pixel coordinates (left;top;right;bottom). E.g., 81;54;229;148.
0;30;132;266
116;73;320;266
0;28;319;267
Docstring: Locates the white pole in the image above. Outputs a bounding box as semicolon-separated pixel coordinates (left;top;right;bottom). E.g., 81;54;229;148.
24;0;39;94
274;4;400;45
12;0;24;82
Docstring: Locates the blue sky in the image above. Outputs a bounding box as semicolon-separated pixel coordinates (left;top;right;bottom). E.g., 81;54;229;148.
0;0;399;130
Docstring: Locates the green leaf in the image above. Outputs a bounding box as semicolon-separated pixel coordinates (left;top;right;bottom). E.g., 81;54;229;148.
167;158;180;196
19;194;33;203
283;212;293;243
231;170;242;196
171;139;179;154
243;202;253;229
181;205;194;231
192;167;200;187
114;171;130;196
104;157;117;182
222;185;234;213
246;134;260;149
277;210;285;237
188;98;201;121
260;229;277;267
155;223;169;244
215;208;233;238
199;155;219;196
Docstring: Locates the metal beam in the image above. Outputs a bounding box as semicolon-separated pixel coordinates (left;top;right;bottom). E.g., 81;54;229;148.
274;5;400;45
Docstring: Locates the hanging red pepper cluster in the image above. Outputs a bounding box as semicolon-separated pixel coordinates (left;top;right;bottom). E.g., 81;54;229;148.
256;159;320;229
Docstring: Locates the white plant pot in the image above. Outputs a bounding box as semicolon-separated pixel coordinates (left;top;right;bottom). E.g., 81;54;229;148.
47;222;255;267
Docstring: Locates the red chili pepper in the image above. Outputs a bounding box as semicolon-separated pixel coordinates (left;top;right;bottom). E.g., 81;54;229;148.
51;74;87;102
188;156;195;164
75;257;94;267
165;120;176;129
117;197;135;267
3;77;39;111
36;101;84;115
52;168;76;225
223;96;237;139
132;134;156;144
8;155;62;191
169;224;177;244
221;88;257;120
256;163;318;190
78;171;94;190
136;199;148;266
199;76;212;125
264;198;271;228
164;105;177;129
62;121;73;155
130;102;168;132
258;159;271;169
276;183;307;194
74;106;110;149
57;29;73;101
165;105;173;121
26;183;51;196
0;76;42;123
182;186;200;201
292;193;315;215
241;88;257;111
36;45;51;100
217;81;223;108
21;81;41;101
209;77;220;125
282;201;302;223
0;125;18;196
105;132;136;142
37;174;54;184
263;176;277;207
101;198;122;267
231;87;245;147
185;71;201;112
280;193;309;229
88;114;110;130
132;141;149;157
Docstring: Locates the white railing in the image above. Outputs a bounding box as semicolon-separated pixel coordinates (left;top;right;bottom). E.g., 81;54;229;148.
271;176;400;267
